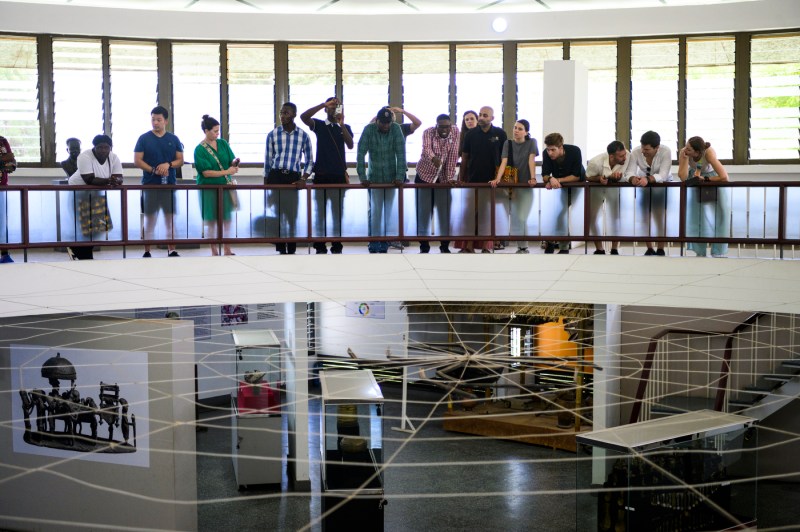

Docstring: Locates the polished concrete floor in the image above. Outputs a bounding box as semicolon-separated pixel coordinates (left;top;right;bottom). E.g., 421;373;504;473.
195;384;800;532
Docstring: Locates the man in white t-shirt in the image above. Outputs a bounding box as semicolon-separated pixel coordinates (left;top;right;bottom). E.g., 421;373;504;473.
586;140;630;255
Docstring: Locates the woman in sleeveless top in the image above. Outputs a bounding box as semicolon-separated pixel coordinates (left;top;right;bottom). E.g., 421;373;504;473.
678;136;730;258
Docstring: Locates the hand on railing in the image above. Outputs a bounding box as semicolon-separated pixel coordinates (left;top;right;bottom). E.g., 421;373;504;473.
360;179;371;187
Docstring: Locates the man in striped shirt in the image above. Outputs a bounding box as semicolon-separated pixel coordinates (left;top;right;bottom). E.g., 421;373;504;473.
264;102;314;255
415;114;460;253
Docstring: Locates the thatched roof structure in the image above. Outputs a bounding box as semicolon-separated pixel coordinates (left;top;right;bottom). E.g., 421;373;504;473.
402;302;592;326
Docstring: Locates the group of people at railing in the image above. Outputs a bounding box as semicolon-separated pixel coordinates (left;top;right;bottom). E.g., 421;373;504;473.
0;98;730;262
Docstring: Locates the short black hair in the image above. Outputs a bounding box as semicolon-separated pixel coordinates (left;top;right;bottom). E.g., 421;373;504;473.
606;140;625;155
325;97;336;103
436;114;450;123
282;102;297;113
66;138;80;146
640;130;660;148
151;105;169;120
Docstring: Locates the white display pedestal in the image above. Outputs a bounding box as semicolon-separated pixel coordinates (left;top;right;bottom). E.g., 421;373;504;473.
231;396;283;489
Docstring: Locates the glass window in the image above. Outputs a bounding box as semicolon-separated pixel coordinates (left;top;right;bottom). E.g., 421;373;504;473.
342;45;389;163
569;42;617;158
456;44;504;132
288;44;336;128
53;39;104;163
172;43;221;165
109;41;158;163
686;37;735;160
402;45;450;165
517;43;563;149
750;33;800;160
631;39;679;153
0;36;40;163
228;44;275;164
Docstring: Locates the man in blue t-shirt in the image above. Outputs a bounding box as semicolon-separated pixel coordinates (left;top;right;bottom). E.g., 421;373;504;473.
134;105;184;258
300;97;354;254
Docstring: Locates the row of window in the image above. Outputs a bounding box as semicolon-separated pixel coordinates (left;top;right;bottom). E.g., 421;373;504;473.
0;32;798;167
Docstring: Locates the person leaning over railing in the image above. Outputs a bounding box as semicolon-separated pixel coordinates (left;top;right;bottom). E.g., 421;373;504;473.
0;134;16;263
541;132;585;254
624;130;673;256
489;119;539;254
586;140;631;255
67;134;123;260
678;136;731;258
415;113;459;254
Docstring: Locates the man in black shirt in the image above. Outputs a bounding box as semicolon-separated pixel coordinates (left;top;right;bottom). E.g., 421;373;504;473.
458;106;507;252
541;132;585;254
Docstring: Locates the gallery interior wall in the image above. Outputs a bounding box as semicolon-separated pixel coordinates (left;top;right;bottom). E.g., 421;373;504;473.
0;315;197;532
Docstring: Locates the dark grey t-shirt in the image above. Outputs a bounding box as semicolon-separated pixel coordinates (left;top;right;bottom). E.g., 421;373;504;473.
501;137;539;183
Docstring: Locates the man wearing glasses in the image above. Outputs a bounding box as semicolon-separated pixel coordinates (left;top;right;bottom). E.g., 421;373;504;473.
625;130;673;256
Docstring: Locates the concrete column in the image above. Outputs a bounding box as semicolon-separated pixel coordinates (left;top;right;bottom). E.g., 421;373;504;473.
591;303;622;485
284;301;311;490
542;60;588;155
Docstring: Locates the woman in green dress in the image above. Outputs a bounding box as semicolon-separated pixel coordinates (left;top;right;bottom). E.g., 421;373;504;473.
194;114;240;256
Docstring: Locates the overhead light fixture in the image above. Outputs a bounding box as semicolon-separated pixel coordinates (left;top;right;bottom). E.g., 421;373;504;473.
492;17;508;33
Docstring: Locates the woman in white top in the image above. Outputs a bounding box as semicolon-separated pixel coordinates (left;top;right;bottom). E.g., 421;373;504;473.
677;136;730;258
68;134;123;259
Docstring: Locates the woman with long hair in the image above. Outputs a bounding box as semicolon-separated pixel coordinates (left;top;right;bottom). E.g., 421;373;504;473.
677;136;730;257
490;119;539;253
454;110;479;252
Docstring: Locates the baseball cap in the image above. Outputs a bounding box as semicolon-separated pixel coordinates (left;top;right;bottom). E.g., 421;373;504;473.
376;108;393;124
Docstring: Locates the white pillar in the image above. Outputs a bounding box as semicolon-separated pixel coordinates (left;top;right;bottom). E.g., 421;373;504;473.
591;303;622;484
284;302;311;490
542;60;589;154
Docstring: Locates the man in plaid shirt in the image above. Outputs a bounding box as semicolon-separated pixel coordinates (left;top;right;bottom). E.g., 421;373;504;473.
415;114;460;253
264;102;313;255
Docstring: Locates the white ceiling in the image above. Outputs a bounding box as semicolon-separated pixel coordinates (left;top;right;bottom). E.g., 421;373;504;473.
1;254;798;318
3;0;758;14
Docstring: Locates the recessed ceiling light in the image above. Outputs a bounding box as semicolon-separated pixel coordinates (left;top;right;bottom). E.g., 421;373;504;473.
492;17;508;33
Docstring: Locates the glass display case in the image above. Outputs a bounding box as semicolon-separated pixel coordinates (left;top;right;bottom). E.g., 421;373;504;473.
230;329;283;489
576;410;758;532
319;370;385;532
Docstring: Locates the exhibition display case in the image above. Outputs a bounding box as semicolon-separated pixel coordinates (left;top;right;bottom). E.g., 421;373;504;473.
319;370;385;531
576;410;758;532
230;329;283;489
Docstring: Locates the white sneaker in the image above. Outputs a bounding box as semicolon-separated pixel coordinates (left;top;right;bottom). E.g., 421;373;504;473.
516;248;529;254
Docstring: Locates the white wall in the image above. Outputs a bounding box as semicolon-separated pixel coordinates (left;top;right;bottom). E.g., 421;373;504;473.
316;301;408;360
2;0;798;42
0;315;197;532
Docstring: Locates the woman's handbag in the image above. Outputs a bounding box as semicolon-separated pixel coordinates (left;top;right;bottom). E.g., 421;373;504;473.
79;193;113;237
226;176;240;210
501;140;518;184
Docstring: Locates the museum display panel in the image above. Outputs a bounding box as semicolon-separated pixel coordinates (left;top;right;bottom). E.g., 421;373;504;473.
576;410;758;532
319;369;385;531
230;329;284;488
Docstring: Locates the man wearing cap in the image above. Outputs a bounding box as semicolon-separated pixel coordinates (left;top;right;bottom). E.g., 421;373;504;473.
134;105;184;258
357;107;407;253
299;97;354;254
264;102;314;255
